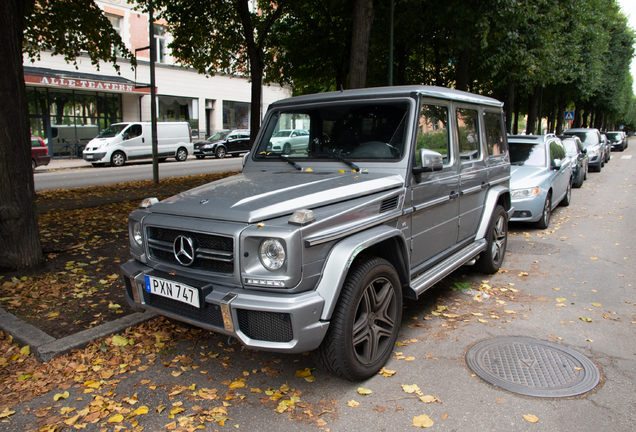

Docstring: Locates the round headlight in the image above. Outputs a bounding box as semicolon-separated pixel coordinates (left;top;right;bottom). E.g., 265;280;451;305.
259;239;286;271
133;222;143;245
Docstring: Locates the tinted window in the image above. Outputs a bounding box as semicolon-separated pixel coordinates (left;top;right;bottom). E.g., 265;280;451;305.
126;124;142;138
483;112;506;156
416;104;449;164
563;131;599;146
561;138;578;154
456;108;480;160
549;140;566;162
509;142;545;167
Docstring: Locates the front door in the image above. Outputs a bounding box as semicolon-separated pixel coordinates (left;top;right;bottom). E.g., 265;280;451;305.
410;101;460;269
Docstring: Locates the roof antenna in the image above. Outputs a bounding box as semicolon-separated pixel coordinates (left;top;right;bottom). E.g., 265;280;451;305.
340;85;344;92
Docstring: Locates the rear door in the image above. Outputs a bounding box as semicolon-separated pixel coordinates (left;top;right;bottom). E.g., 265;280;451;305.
409;100;460;268
456;105;488;243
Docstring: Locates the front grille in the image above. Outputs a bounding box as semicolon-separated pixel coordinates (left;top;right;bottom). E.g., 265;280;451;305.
147;226;234;274
236;309;293;342
143;290;224;327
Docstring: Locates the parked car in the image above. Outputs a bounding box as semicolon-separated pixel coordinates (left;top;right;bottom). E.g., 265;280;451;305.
121;85;512;381
31;136;51;171
267;129;310;154
559;135;588;188
561;128;605;172
509;134;572;229
604;131;627;151
193;129;250;159
83;122;193;167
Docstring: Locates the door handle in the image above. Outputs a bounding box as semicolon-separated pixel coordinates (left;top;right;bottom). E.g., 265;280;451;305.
449;191;460;199
142;137;145;143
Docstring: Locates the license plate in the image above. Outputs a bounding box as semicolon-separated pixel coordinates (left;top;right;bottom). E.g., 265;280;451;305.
145;276;200;308
85;155;94;160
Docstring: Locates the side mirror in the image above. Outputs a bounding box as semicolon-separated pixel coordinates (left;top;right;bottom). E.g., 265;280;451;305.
413;149;443;182
582;148;587;154
123;133;130;141
551;159;563;170
242;151;250;168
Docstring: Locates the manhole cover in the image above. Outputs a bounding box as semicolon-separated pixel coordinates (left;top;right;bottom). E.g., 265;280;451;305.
466;337;599;397
506;240;559;255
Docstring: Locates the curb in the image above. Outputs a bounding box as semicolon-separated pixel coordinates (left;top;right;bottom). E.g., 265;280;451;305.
0;308;158;362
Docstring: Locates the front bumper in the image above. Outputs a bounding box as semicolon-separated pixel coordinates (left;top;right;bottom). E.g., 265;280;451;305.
84;152;107;162
121;259;328;353
510;192;548;223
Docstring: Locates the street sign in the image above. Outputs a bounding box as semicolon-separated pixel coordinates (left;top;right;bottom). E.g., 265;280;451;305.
564;111;575;121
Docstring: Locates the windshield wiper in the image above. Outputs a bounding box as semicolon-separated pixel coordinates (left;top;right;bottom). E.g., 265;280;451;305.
324;150;360;172
274;153;303;170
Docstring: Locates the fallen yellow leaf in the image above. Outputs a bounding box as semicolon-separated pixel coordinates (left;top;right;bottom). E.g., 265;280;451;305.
54;391;69;401
402;384;421;394
419;395;437;403
524;414;539;423
347;400;360;408
357;388;372;395
20;345;30;355
295;368;312;378
0;408;15;418
108;414;124;423
556;298;566;302
134;406;149;415
413;414;434;428
579;317;592;322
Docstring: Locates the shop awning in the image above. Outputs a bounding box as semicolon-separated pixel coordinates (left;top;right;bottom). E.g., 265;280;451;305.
24;66;152;94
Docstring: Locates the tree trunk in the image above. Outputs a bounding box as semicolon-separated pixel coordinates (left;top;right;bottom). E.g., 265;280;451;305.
573;101;583;128
513;94;520;135
349;0;374;89
526;86;540;135
555;93;565;135
0;0;44;270
235;0;283;145
455;46;471;91
505;79;515;134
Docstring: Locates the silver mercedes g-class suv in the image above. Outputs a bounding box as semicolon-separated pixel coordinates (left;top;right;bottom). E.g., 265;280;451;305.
122;86;512;380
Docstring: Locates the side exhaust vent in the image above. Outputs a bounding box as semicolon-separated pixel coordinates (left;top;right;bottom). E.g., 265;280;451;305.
380;196;399;213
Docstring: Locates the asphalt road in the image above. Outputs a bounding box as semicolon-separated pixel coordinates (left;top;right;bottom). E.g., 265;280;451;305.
11;140;636;431
33;156;243;191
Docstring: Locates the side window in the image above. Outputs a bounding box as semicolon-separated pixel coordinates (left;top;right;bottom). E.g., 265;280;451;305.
483;112;506;156
456;108;480;160
416;104;449;165
127;125;142;138
31;138;42;148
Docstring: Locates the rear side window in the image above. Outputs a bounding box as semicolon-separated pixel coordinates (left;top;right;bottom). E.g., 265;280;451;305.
31;138;43;148
483;112;506;156
550;140;566;162
416;104;450;164
456;108;480;160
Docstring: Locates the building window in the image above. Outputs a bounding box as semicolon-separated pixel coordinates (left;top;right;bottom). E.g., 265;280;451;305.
154;25;166;63
223;101;250;130
158;96;198;134
106;14;123;56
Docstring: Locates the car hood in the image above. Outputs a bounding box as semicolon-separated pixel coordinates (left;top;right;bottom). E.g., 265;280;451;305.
148;171;405;223
194;139;223;147
510;165;551;190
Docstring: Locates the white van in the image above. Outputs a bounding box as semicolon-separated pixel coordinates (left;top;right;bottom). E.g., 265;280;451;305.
47;124;99;157
82;122;193;167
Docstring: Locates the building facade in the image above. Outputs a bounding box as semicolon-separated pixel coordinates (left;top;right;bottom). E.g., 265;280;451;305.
24;0;291;157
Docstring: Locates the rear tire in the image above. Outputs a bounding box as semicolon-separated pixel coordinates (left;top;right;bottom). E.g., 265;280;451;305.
110;151;126;167
536;193;552;229
475;205;508;274
32;159;36;172
559;181;572;206
313;257;402;381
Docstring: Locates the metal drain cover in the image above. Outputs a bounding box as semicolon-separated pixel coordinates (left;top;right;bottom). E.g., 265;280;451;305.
466;337;599;397
506;240;560;255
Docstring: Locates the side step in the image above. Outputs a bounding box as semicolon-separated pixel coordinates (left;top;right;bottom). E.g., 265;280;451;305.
408;239;487;299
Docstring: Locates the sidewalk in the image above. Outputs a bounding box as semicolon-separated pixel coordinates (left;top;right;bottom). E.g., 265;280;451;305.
42;157;92;170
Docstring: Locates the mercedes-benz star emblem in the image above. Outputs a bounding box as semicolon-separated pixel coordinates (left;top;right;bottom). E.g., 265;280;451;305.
173;235;196;266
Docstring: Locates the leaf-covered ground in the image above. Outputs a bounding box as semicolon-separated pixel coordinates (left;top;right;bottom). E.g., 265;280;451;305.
0;172;239;339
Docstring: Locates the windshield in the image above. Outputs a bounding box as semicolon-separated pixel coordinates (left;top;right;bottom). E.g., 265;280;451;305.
208;131;230;140
97;124;128;138
563;131;599;147
254;101;409;161
605;132;621;140
509;142;546;167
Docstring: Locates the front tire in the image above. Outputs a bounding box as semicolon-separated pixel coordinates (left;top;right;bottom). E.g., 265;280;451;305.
283;143;291;155
110;151;126;167
314;257;402;381
32;159;36;172
215;146;226;159
536;193;552;229
175;147;188;161
475;205;508;274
